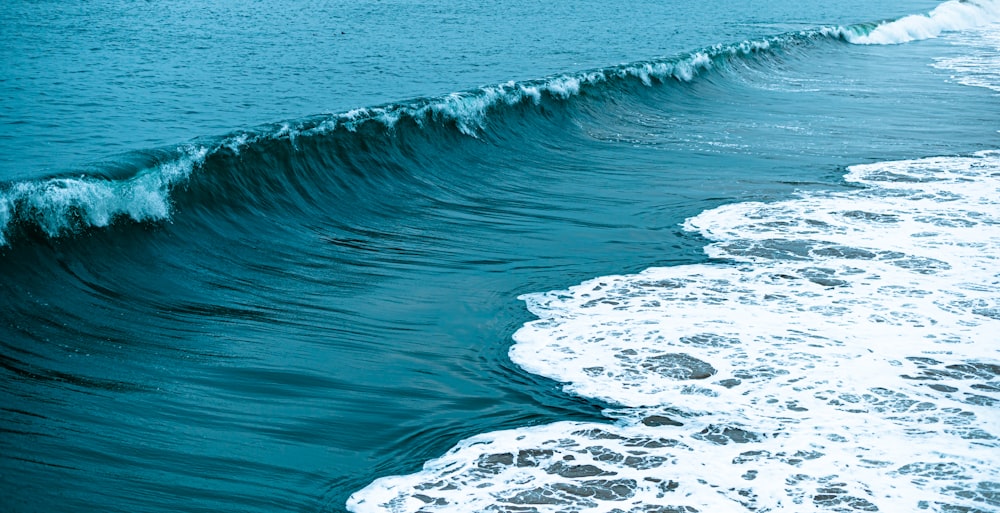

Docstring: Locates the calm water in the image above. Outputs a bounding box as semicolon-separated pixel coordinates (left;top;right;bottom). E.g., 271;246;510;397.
1;1;998;512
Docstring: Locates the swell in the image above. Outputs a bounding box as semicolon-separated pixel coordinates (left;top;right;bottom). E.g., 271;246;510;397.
1;0;996;249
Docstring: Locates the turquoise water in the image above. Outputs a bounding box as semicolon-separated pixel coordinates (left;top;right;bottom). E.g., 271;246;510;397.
1;1;998;512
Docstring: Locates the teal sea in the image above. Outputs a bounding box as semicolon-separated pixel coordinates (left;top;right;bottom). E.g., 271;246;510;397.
1;1;998;512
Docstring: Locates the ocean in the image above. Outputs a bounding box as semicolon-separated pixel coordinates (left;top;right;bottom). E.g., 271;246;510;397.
1;1;998;512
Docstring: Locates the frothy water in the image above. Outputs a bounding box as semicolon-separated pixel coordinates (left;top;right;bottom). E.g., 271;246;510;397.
348;145;1000;512
0;146;207;245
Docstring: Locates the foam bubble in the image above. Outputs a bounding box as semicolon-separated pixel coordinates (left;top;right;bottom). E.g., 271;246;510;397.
0;195;11;246
348;419;932;513
349;410;997;513
545;76;583;99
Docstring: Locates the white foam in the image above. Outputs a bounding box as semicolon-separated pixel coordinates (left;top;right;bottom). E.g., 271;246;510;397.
0;146;208;244
0;195;11;246
349;411;996;513
406;48;726;135
848;0;1000;45
348;419;946;513
349;152;1000;512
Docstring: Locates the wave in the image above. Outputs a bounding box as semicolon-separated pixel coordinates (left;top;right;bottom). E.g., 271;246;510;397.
1;0;996;248
846;0;1000;45
344;2;1000;509
0;32;808;247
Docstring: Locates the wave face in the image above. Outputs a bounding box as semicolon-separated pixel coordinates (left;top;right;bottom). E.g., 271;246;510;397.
3;1;999;513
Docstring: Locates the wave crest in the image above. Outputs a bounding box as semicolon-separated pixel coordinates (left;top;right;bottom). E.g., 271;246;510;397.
0;147;207;246
846;0;1000;45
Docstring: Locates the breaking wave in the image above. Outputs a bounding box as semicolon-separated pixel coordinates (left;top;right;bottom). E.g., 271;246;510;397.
846;0;1000;45
5;0;996;248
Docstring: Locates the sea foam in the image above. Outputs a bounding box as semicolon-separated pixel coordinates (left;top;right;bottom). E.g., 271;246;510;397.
349;151;1000;512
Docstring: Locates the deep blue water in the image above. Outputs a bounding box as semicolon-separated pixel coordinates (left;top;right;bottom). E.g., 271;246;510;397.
1;1;998;512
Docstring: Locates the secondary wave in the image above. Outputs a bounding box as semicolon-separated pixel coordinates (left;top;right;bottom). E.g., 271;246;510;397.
4;0;995;249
